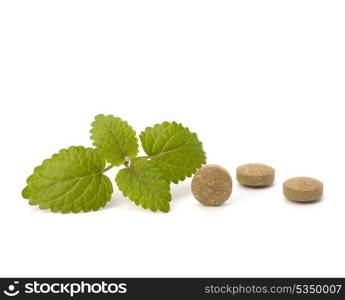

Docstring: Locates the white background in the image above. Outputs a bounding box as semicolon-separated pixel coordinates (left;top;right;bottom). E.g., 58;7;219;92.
1;1;344;277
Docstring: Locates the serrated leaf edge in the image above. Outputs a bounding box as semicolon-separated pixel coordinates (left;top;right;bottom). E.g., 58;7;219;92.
22;145;113;213
115;159;171;213
90;114;139;166
139;122;207;183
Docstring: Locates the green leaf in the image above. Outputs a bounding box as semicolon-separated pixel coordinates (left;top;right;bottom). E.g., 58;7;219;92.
116;158;171;212
90;114;139;166
140;122;206;183
22;146;113;213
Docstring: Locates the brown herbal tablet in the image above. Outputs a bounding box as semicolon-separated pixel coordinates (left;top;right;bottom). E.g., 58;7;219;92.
191;165;232;206
236;163;275;187
283;177;323;202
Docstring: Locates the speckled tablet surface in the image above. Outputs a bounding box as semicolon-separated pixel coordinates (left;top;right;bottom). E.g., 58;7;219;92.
283;177;323;202
191;165;232;206
236;163;275;187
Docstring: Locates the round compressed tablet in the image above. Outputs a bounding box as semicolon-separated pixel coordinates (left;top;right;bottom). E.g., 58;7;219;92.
191;165;232;206
283;177;323;202
236;163;275;187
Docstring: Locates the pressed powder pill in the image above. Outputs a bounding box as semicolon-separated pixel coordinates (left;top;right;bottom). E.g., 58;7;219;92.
283;177;323;202
236;163;275;187
191;165;232;206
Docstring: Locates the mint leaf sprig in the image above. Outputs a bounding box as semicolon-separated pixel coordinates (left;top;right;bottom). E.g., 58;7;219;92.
22;114;206;213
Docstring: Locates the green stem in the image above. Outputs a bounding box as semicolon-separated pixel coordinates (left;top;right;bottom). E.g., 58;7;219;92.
103;165;115;173
104;157;149;172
